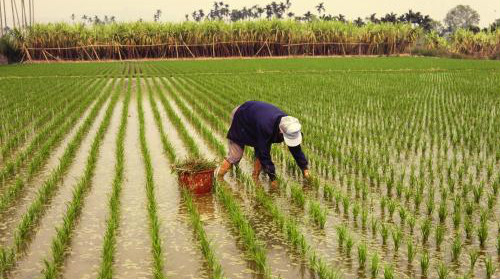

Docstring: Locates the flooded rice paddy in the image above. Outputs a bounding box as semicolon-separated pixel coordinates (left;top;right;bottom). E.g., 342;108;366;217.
1;59;499;279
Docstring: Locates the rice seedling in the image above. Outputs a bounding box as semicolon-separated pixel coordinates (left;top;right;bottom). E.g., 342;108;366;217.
407;215;416;234
371;253;380;278
465;218;474;240
371;218;378;235
407;241;416;264
345;236;354;256
392;228;402;252
473;184;483;204
381;223;389;245
438;201;448;223
352;202;360;222
435;225;445;248
469;249;479;271
384;264;394;279
291;182;306;209
478;221;488;248
452;236;462;262
453;207;462;229
420;252;430;277
421;218;432;244
357;242;367;269
361;209;368;228
336;225;348;247
309;200;327;229
437;261;449;279
484;256;496;279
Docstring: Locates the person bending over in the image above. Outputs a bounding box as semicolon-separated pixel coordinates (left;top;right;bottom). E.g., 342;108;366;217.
216;101;309;186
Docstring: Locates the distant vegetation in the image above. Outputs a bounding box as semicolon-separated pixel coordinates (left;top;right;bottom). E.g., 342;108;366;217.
0;1;498;62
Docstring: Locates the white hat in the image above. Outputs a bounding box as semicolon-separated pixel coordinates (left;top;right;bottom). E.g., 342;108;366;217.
279;116;302;147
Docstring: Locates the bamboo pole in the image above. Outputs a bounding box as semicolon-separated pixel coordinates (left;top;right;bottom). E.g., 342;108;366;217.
265;41;272;57
21;0;26;28
10;0;16;29
2;0;7;30
13;0;21;28
0;0;3;36
182;41;195;58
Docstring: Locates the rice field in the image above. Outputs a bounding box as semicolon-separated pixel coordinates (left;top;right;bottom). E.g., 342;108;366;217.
0;57;499;279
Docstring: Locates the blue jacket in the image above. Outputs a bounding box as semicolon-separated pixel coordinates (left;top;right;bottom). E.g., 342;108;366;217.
227;101;308;180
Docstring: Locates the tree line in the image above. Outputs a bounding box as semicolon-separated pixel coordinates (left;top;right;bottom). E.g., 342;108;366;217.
69;2;499;36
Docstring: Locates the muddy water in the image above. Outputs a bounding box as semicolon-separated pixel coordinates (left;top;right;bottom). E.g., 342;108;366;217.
10;91;113;279
61;94;123;279
0;82;105;248
113;79;153;279
141;80;208;279
163;79;316;279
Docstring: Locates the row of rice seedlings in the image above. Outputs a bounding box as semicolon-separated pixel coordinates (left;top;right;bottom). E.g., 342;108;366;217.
137;78;166;279
152;78;200;158
166;78;340;279
181;188;224;279
98;80;131;279
0;79;106;213
157;78;271;278
0;78;99;184
283;179;326;229
214;180;270;278
146;78;225;278
156;78;226;158
0;82;112;277
0;80;68;156
0;80;78;161
144;79;175;162
236;170;340;279
41;80;122;279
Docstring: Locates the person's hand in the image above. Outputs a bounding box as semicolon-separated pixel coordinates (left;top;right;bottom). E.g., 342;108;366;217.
303;169;310;180
271;180;279;188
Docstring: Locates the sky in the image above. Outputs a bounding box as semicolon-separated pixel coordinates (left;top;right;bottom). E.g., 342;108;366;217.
2;0;498;27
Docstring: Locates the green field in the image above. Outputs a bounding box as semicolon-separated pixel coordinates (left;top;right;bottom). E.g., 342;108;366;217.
0;57;499;279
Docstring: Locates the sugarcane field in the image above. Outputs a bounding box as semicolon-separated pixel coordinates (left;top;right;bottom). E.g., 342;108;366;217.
0;1;499;279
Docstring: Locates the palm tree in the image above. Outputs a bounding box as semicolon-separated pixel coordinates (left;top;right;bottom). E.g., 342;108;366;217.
315;2;325;16
303;11;313;21
354;17;365;26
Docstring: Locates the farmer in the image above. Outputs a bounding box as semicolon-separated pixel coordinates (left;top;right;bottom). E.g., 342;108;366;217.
216;101;309;187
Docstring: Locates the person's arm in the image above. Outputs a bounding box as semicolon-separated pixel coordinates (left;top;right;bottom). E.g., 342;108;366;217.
256;139;276;181
288;144;308;171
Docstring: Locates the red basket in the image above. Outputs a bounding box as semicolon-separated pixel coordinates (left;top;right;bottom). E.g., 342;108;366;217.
178;168;215;195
